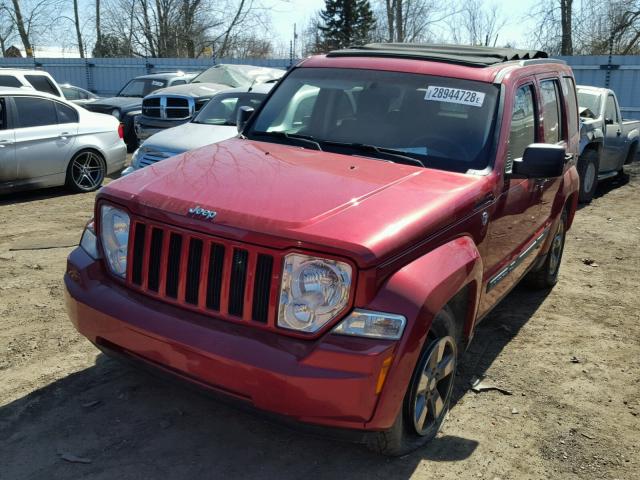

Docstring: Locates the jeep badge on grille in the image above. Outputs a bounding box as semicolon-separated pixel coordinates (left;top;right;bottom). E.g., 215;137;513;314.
188;206;217;220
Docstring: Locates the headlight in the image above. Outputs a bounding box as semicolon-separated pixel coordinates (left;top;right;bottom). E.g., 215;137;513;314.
111;108;120;119
333;309;406;340
130;148;141;168
278;253;351;333
100;205;130;277
79;220;99;259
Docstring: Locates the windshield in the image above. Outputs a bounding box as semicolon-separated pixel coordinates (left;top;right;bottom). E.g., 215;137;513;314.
247;68;500;172
118;78;167;97
577;90;601;117
193;92;266;126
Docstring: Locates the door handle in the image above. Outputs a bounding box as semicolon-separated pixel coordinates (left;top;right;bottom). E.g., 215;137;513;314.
617;130;622;136
564;153;574;163
59;132;71;139
0;139;13;147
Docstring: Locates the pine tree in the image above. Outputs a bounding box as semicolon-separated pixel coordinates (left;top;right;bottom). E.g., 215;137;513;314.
317;0;376;52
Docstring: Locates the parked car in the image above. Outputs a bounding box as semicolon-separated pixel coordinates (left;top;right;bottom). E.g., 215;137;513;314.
577;85;640;202
0;88;126;194
0;68;63;97
60;83;100;106
123;84;273;176
83;72;196;151
135;64;283;141
65;44;580;456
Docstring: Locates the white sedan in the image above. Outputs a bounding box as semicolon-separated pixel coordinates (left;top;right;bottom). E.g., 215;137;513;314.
0;87;126;194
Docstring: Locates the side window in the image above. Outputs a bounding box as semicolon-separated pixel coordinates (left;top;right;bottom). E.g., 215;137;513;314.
562;76;578;136
62;86;80;100
0;75;23;88
540;80;563;143
507;85;536;166
605;95;618;123
55;102;79;123
25;75;60;96
14;97;58;128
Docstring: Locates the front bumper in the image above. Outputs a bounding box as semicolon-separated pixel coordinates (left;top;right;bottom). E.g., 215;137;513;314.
64;247;399;430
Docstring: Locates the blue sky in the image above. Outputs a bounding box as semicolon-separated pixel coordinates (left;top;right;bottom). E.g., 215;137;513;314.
268;0;540;50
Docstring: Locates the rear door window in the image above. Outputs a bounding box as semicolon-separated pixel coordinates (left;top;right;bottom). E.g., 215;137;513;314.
562;76;578;136
55;102;79;123
62;86;80;100
0;75;22;88
14;97;58;128
508;85;537;166
25;75;60;96
540;79;563;143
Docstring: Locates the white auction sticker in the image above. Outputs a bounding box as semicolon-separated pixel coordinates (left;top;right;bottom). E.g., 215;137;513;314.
424;86;485;107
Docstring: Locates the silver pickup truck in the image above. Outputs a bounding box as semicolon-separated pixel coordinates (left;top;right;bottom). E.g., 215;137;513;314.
577;85;639;203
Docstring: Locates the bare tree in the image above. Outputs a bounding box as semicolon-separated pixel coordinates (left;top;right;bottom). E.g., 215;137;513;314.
0;5;16;55
9;0;32;55
450;0;505;47
72;0;84;57
377;0;455;42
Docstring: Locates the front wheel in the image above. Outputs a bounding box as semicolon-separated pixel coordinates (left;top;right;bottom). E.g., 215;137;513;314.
65;150;106;193
578;149;599;203
367;308;459;456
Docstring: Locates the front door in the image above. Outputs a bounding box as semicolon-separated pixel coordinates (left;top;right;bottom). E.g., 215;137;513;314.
0;97;17;185
602;94;625;172
479;81;543;317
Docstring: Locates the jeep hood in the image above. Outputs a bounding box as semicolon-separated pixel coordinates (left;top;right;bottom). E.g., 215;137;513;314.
150;83;231;98
140;123;237;154
102;138;490;267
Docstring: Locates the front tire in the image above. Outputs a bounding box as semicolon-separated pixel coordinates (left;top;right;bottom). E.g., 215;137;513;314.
578;149;599;203
367;308;459;456
65;150;106;193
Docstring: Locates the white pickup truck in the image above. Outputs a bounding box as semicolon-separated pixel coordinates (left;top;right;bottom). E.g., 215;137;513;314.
577;85;640;203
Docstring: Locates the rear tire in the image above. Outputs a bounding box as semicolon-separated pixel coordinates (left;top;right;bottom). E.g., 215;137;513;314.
65;150;106;193
367;308;459;456
624;142;637;165
525;210;567;290
578;149;599;204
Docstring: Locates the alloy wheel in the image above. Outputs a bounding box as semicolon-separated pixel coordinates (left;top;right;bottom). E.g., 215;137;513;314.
548;219;565;276
583;161;596;194
71;152;104;191
412;336;457;435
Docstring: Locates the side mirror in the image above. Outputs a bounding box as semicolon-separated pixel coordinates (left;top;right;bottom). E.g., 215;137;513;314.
605;117;614;125
236;106;255;133
512;144;565;178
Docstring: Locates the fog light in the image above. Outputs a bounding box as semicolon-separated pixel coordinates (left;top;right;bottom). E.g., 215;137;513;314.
333;309;406;340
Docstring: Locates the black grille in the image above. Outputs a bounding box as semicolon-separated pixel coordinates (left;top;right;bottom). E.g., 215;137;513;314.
185;239;203;305
165;233;183;298
167;97;188;107
125;221;277;327
142;98;162;118
147;228;164;291
228;249;248;317
252;254;273;323
131;223;146;285
206;244;225;311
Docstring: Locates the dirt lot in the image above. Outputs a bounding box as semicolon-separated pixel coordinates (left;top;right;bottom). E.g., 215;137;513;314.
1;163;639;480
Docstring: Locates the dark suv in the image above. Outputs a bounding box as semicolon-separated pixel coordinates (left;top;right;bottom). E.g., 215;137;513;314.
84;72;196;150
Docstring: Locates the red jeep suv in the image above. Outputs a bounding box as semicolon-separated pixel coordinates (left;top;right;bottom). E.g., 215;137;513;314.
65;44;580;455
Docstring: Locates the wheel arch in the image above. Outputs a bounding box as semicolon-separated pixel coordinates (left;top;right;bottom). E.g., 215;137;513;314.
363;236;483;429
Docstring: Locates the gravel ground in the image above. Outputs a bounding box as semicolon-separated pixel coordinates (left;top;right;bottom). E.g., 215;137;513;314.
1;162;639;480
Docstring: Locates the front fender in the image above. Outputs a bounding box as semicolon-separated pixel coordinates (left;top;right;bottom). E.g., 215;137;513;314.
363;236;483;430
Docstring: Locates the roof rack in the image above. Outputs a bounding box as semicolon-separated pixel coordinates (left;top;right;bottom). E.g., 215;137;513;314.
326;43;550;68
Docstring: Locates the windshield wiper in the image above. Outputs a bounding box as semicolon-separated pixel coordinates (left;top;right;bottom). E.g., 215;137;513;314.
319;141;425;167
251;131;322;151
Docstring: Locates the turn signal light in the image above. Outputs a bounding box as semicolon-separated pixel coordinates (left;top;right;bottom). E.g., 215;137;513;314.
117;123;124;139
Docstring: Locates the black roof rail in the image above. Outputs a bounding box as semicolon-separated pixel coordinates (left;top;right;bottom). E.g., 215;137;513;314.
326;43;550;68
